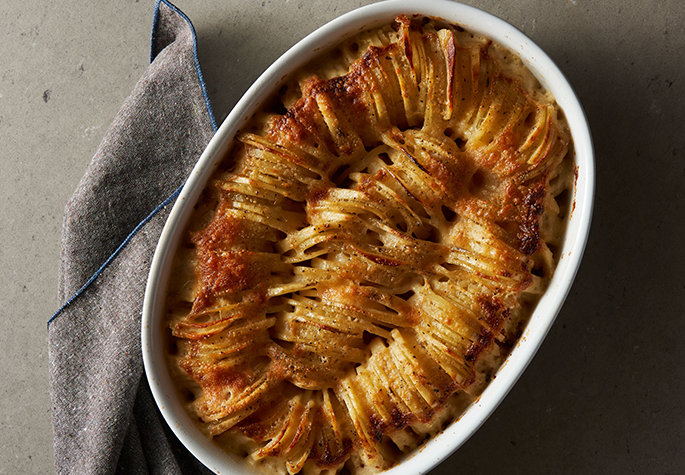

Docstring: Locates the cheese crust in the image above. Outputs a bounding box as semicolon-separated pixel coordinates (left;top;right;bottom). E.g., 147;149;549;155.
163;15;573;475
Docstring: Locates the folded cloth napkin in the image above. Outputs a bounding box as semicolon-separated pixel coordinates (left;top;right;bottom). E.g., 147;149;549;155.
48;1;217;473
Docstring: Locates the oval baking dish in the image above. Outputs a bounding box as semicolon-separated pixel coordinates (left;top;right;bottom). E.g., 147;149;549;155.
142;1;594;474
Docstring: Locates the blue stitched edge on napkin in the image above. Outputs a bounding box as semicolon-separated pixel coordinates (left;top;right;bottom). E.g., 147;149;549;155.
47;0;216;329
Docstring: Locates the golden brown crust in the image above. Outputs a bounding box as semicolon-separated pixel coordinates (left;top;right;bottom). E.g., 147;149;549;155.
164;15;573;475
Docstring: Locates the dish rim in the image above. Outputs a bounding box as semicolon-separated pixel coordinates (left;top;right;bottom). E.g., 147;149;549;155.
141;1;595;474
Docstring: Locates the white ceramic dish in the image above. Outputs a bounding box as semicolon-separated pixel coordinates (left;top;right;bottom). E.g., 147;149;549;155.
142;1;595;474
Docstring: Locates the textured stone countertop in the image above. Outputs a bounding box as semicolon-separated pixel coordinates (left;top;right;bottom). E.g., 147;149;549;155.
2;0;684;473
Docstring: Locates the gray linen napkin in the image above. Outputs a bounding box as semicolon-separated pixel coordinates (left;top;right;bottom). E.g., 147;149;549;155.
48;1;217;473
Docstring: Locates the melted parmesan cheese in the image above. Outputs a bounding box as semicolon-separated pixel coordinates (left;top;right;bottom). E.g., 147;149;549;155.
163;15;573;475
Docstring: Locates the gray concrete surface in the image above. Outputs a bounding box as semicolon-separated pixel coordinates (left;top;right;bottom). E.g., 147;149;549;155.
1;0;684;473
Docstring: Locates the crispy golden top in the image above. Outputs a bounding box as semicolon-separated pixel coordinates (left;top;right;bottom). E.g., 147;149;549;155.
165;15;572;475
